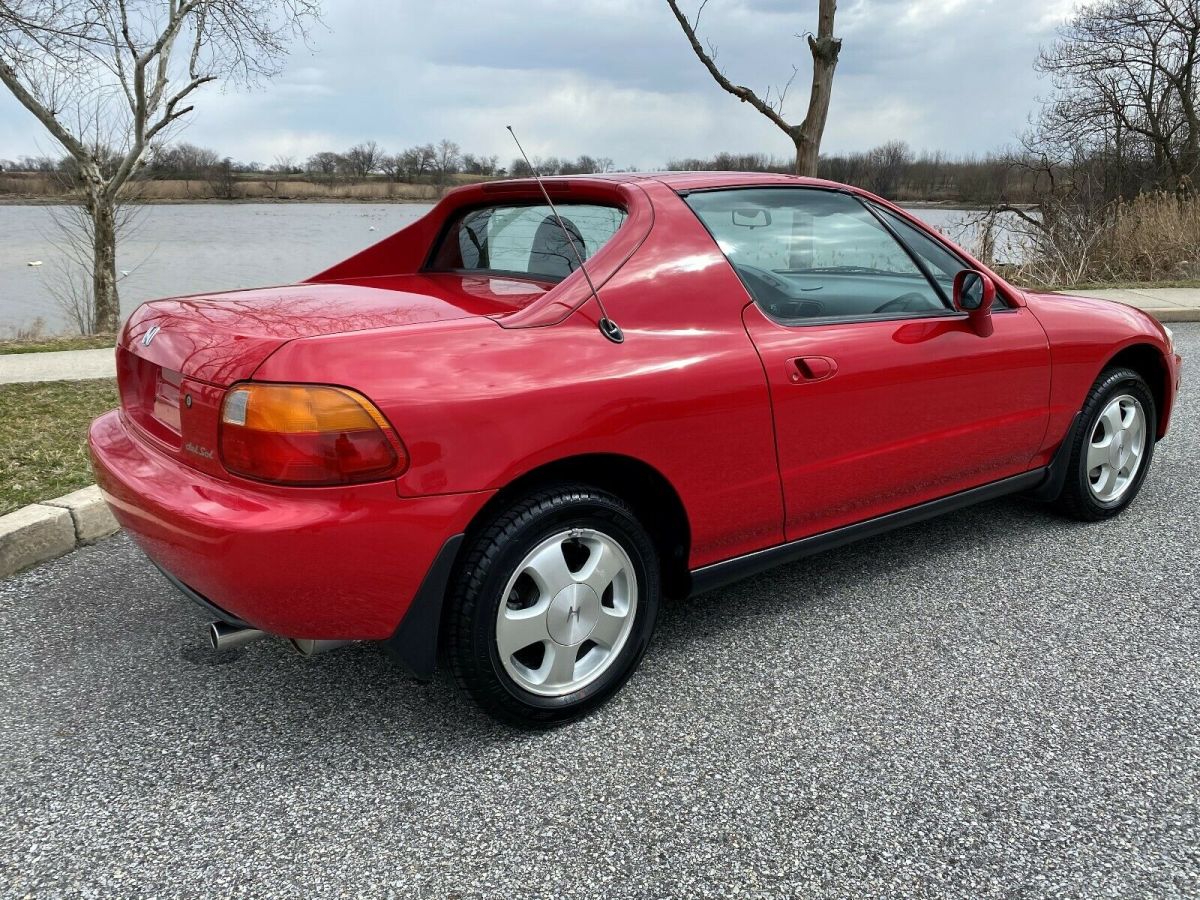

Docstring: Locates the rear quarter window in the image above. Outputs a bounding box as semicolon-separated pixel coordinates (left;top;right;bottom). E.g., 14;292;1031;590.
430;203;627;281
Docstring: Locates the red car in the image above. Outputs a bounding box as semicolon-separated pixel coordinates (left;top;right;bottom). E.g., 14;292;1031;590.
89;172;1182;724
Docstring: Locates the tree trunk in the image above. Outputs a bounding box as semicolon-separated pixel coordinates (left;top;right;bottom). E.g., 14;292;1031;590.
89;193;120;334
794;0;842;177
794;133;820;178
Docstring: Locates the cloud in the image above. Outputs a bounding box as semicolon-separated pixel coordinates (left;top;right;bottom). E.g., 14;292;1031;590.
0;0;1078;166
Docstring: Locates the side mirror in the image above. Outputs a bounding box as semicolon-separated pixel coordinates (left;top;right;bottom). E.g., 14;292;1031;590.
953;270;996;336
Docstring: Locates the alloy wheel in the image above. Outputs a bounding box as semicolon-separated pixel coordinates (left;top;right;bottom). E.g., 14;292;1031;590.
1086;393;1147;504
495;528;638;697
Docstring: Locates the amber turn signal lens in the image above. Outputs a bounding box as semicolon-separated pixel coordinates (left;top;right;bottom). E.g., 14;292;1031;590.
219;383;407;486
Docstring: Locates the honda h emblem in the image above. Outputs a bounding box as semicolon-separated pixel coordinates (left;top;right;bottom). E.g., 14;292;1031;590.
142;325;161;347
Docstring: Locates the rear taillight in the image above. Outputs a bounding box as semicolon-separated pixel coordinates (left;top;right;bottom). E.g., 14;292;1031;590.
219;383;407;486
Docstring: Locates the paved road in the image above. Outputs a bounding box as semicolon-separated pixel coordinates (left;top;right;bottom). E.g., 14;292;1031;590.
2;328;1197;899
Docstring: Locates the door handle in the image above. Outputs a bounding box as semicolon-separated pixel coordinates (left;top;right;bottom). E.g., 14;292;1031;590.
788;356;838;383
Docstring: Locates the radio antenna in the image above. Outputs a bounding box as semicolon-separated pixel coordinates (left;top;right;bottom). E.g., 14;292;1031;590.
506;125;623;344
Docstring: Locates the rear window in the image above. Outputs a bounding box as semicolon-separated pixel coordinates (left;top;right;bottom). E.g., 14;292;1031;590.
429;203;627;281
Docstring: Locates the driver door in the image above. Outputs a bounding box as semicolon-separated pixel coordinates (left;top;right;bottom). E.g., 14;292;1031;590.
685;187;1050;541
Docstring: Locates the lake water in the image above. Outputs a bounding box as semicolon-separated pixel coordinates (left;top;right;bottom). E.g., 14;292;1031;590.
0;202;1009;333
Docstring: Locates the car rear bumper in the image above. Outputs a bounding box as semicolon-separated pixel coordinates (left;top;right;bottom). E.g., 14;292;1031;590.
88;409;493;642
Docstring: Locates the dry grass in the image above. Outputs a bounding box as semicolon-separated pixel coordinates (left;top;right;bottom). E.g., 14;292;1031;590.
1004;193;1200;289
0;172;71;199
132;178;449;201
0;378;118;515
1100;193;1200;282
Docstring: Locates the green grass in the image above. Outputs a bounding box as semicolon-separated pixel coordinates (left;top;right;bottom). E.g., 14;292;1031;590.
0;379;118;516
0;334;116;355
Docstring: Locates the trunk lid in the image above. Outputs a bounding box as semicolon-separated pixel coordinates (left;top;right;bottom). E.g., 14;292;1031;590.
122;275;543;385
116;274;547;477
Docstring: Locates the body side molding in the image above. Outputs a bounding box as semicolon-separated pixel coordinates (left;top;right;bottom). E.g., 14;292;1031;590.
688;468;1047;597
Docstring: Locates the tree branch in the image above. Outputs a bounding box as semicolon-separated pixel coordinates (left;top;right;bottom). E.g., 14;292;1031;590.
0;56;88;159
665;0;792;134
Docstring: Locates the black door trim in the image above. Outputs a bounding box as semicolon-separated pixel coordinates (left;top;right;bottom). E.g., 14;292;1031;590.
688;468;1047;597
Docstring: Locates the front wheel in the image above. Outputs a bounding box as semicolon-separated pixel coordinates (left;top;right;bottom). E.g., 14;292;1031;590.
444;484;660;726
1053;366;1157;521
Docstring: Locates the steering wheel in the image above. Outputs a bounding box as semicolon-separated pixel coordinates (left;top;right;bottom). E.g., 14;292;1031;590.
874;292;936;315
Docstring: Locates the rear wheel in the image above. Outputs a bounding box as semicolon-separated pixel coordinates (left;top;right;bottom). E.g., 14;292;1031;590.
444;484;660;726
1053;367;1156;521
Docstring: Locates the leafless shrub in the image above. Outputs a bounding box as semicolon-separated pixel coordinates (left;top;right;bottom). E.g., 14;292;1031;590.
2;317;47;341
981;193;1200;288
206;157;239;199
43;196;144;334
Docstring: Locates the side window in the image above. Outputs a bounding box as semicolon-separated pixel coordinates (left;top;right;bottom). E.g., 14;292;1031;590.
872;205;1008;310
431;203;627;280
684;188;949;322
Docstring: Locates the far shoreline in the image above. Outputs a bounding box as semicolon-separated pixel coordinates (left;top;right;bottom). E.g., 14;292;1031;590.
0;196;436;206
0;195;1002;211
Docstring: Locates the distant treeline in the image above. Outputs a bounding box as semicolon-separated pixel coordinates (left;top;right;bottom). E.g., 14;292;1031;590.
1;138;1036;204
668;143;1040;205
0;140;613;190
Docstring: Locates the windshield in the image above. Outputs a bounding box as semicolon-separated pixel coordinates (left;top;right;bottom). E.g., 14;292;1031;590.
429;203;628;282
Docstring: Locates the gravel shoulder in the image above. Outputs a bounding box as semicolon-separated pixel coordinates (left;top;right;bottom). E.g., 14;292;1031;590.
1;327;1196;899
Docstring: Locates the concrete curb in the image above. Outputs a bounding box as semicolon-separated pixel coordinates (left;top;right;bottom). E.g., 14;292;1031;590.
1145;308;1200;323
0;486;119;579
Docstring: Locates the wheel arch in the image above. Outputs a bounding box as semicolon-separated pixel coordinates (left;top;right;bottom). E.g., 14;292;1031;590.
1100;342;1171;438
463;453;693;600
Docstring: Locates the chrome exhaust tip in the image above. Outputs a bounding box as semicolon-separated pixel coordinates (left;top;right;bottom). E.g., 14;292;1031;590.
289;638;353;657
209;621;266;651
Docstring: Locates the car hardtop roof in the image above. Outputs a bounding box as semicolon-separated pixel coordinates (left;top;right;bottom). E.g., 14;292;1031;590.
482;171;855;194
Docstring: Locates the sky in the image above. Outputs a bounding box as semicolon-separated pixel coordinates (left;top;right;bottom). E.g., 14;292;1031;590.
0;0;1080;168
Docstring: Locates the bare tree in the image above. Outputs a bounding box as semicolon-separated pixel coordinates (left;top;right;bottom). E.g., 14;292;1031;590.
1036;0;1200;197
259;151;294;195
459;152;500;176
0;0;319;332
378;152;403;182
342;140;381;181
961;0;1200;287
864;140;912;198
666;0;841;175
432;139;460;185
207;155;237;198
148;141;219;178
305;150;340;185
397;143;435;182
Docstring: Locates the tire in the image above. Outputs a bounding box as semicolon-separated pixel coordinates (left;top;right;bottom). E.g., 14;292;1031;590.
444;484;661;726
1052;366;1157;521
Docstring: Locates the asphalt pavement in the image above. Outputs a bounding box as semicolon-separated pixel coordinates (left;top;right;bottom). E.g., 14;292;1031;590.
2;326;1197;899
